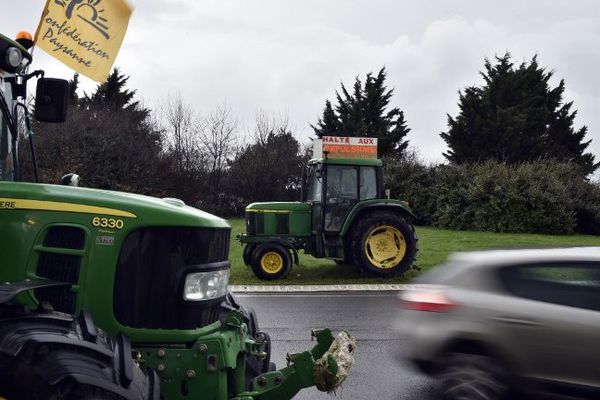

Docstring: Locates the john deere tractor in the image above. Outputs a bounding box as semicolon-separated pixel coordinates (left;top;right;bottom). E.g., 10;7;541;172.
239;137;418;280
0;32;354;400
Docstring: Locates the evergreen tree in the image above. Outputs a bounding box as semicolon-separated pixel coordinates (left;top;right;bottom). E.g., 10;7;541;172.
85;68;141;113
68;73;79;107
312;67;410;158
25;68;165;192
441;53;597;175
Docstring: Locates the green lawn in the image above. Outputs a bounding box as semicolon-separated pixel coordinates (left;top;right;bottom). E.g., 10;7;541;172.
227;218;600;285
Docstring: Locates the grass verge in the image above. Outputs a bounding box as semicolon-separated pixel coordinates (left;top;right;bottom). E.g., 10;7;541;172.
227;218;600;285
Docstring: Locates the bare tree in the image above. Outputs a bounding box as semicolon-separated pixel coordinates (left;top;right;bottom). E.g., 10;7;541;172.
161;93;204;174
202;102;239;193
227;111;304;206
252;110;290;146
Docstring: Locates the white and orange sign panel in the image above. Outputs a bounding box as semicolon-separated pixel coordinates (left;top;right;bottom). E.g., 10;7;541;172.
313;136;378;159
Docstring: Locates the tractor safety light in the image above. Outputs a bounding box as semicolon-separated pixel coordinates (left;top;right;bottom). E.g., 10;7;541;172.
5;47;22;68
183;269;229;301
15;31;34;50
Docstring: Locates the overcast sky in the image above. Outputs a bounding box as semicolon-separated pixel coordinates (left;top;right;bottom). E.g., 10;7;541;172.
6;0;600;163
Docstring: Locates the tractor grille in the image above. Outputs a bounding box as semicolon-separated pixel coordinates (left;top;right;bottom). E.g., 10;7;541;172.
43;226;86;249
113;227;231;329
35;226;85;314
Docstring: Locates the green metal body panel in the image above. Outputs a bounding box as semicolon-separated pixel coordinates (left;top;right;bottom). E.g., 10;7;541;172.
245;202;311;237
0;181;229;344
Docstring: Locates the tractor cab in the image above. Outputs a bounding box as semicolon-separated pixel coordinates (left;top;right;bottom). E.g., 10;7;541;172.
304;157;383;234
239;136;418;280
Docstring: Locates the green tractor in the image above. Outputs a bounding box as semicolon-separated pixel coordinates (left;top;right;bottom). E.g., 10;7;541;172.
0;32;354;400
238;137;418;280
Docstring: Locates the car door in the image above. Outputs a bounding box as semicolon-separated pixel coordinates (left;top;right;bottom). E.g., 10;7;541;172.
494;262;600;390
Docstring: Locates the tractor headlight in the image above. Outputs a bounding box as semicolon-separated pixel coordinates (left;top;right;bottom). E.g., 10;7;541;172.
5;47;22;68
183;269;229;301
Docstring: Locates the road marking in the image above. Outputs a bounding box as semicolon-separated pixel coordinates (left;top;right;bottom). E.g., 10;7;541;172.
230;284;411;293
234;293;398;298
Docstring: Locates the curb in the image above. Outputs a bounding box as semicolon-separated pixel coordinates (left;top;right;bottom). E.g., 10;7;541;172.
230;284;409;293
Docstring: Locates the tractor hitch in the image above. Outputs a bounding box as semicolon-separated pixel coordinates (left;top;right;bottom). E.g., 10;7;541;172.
234;328;356;400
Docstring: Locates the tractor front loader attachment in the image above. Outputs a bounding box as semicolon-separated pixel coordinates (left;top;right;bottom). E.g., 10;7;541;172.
234;328;356;400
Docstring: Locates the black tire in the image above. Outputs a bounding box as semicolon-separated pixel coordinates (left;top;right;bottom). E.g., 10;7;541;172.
242;244;256;266
250;243;292;280
0;312;158;400
438;353;509;400
350;211;418;277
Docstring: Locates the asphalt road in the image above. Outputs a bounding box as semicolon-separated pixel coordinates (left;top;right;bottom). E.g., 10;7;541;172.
236;292;439;400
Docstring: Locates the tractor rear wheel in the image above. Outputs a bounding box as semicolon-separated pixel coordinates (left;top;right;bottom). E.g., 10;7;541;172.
350;211;417;277
0;312;158;400
250;242;292;280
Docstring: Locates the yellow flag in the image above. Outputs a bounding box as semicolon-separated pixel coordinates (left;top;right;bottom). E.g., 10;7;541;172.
34;0;133;82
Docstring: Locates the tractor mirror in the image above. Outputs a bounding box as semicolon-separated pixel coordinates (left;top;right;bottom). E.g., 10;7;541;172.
34;78;69;123
316;165;323;179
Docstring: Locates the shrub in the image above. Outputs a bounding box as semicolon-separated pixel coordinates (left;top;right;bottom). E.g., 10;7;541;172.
384;157;598;234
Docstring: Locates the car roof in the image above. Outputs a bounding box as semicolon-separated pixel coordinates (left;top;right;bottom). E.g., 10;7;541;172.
448;247;600;269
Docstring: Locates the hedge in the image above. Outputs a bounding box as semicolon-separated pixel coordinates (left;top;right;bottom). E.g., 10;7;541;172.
385;158;600;235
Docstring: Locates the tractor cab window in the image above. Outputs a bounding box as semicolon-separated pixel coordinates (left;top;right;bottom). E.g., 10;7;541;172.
360;166;377;200
0;111;13;181
306;166;322;202
326;166;358;203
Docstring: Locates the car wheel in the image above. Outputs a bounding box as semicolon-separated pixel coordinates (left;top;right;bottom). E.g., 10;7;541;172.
250;243;292;280
439;353;509;400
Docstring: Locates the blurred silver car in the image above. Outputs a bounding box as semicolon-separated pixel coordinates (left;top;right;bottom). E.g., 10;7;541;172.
394;247;600;400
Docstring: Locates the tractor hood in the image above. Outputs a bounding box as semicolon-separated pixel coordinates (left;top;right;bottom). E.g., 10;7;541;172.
0;182;229;228
245;201;311;213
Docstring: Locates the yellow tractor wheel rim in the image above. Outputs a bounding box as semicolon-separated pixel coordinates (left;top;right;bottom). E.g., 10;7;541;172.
364;225;406;269
261;251;284;274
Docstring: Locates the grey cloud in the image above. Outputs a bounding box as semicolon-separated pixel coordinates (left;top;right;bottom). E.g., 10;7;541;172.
4;0;600;164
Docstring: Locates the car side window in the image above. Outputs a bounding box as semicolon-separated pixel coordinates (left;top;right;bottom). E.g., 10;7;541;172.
499;263;600;311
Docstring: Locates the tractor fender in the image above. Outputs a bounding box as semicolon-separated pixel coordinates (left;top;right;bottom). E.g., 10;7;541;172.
340;200;417;237
251;239;300;266
0;311;159;400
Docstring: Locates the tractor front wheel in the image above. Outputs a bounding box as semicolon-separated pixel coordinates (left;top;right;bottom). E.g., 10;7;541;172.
243;244;256;266
351;211;417;277
0;312;158;400
250;243;292;280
